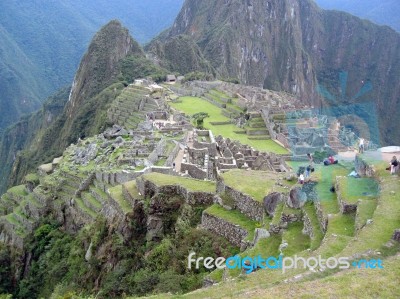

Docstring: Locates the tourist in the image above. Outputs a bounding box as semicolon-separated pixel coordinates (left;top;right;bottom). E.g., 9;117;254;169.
390;156;399;174
307;153;313;165
173;162;176;170
304;165;310;179
359;137;365;153
298;173;305;184
324;156;338;166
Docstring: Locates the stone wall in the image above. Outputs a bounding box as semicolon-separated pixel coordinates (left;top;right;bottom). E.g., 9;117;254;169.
181;163;207;180
148;138;167;165
217;177;264;221
201;212;249;248
75;173;95;197
355;155;376;177
336;177;358;214
203;95;226;108
302;209;314;238
166;142;181;167
0;221;24;249
193;132;216;156
314;200;328;233
136;177;214;205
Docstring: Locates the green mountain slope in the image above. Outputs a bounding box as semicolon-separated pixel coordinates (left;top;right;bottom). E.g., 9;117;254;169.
0;0;183;132
0;20;167;194
151;0;400;146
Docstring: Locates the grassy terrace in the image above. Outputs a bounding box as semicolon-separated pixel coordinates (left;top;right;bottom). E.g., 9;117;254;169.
281;222;310;256
169;96;288;154
220;170;293;202
337;176;379;203
205;204;258;241
109;185;132;214
340;156;400;255
123;181;142;199
142;173;216;193
8;185;28;197
135;156;399;298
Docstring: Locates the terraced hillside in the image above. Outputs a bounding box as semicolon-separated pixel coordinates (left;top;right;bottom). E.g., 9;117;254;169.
145;155;400;298
107;85;159;129
169;95;288;154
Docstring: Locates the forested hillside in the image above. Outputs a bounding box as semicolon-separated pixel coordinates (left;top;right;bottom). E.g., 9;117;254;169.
0;0;183;131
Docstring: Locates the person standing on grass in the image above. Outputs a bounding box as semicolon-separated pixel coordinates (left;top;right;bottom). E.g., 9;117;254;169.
359;137;365;153
390;156;398;174
298;173;305;184
305;165;311;181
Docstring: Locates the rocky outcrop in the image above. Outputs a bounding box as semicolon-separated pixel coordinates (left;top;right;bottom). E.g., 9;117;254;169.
355;155;376;177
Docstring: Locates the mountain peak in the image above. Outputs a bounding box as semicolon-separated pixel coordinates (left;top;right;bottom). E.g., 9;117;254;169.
67;20;143;117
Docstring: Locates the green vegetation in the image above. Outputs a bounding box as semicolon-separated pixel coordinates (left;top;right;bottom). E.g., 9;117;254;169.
109;185;132;214
281;222;310;256
169;96;288;154
123;181;142;199
191;112;209;129
221;170;291;202
337;176;379;203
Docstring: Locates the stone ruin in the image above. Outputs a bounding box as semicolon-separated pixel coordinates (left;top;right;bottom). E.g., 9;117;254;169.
180;130;216;180
215;135;290;173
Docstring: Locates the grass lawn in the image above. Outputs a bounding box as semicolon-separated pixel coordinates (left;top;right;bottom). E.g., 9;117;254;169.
221;169;292;202
123;181;142;199
281;222;310;256
108;185;132;214
169;96;288;154
314;163;351;214
337;176;379;203
142;173;216;193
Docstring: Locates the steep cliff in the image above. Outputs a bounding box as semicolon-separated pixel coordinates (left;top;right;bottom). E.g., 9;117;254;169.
0;88;69;194
1;20;166;193
152;0;400;145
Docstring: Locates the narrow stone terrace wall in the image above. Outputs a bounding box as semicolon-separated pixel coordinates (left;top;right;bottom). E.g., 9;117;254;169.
201;212;248;248
217;177;264;221
136;177;214;205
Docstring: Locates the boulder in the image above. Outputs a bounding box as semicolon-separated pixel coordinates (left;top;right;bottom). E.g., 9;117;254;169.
263;192;283;216
392;229;400;242
287;187;307;209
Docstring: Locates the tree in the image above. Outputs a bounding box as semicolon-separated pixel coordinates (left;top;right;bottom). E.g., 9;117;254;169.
191;112;209;129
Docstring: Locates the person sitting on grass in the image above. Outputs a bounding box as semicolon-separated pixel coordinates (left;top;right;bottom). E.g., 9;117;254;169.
324;156;338;166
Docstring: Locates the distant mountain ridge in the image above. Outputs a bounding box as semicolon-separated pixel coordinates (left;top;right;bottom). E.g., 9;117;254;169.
150;0;400;146
0;20;168;194
0;0;184;131
314;0;400;32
